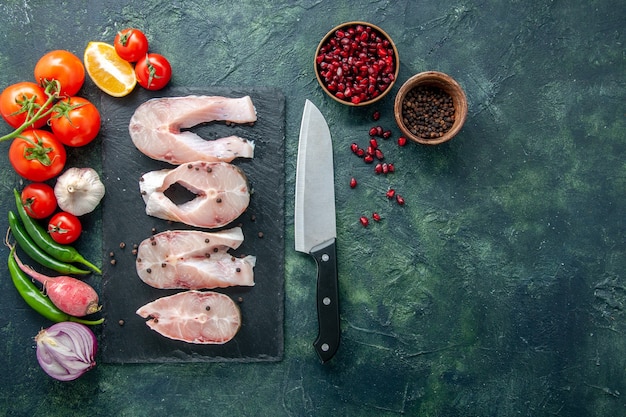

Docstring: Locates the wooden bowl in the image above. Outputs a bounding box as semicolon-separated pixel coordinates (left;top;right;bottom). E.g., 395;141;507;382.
394;71;468;145
314;21;399;106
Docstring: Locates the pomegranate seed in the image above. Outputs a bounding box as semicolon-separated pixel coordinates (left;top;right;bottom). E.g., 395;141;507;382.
356;148;365;157
383;130;392;139
398;136;407;146
350;177;357;188
382;163;389;174
386;189;395;199
350;142;359;153
316;24;396;104
359;216;369;227
375;149;384;160
375;126;383;136
369;138;378;149
367;145;376;156
364;154;374;164
374;163;383;174
368;126;378;136
388;163;395;172
396;194;405;205
372;110;380;121
372;212;381;222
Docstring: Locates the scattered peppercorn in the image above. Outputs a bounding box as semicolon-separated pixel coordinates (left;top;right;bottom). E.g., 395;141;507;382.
258;231;264;238
119;242;126;249
118;319;125;326
110;259;116;265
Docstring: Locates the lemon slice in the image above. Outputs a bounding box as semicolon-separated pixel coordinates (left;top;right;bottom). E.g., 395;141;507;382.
84;41;136;97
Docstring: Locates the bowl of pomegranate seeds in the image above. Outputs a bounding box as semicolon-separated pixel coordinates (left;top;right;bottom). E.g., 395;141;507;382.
394;71;468;145
315;21;399;106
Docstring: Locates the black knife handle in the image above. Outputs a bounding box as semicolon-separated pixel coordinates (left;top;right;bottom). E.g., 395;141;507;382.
310;238;340;363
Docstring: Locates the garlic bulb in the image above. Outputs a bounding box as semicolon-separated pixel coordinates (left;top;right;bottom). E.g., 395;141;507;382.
54;168;105;216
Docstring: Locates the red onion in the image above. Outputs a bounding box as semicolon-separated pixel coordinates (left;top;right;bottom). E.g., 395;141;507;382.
35;322;97;381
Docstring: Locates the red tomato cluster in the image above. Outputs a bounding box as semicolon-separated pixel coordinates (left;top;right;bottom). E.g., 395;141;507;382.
0;50;101;182
20;182;82;244
114;28;172;91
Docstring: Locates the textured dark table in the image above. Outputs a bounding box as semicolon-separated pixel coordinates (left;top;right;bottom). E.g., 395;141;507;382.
1;1;625;416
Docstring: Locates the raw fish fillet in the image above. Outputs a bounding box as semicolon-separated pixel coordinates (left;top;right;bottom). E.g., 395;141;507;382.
136;228;256;289
129;95;257;165
136;290;241;344
139;161;250;228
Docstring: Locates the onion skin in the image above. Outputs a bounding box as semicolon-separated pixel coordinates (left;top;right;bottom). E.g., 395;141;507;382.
35;322;97;381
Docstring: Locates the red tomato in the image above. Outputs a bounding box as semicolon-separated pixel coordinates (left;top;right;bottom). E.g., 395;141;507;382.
34;50;85;97
48;211;82;244
135;53;172;91
49;96;101;147
114;28;149;62
21;182;57;219
0;82;51;129
8;129;67;181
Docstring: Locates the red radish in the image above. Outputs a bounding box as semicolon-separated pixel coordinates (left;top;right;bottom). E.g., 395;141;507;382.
13;251;100;317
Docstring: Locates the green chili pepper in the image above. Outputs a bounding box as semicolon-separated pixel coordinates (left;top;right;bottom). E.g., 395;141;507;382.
8;211;90;276
13;189;101;274
7;246;104;325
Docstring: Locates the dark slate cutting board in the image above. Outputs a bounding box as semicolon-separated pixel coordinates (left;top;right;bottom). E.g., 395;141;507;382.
99;86;285;363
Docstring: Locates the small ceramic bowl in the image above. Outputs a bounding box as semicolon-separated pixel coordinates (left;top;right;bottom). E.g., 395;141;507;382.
394;71;468;145
314;21;399;106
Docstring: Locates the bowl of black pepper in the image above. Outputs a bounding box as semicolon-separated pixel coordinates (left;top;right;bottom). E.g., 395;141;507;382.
315;21;399;106
394;71;468;145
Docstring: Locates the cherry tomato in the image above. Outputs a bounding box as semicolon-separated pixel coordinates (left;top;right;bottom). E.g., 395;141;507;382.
49;96;101;147
48;211;82;244
135;53;172;91
0;82;51;129
21;182;57;219
34;50;85;97
114;28;149;62
8;129;67;182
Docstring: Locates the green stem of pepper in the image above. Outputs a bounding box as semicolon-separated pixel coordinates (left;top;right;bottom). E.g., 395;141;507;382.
8;211;90;276
6;245;104;325
13;189;102;274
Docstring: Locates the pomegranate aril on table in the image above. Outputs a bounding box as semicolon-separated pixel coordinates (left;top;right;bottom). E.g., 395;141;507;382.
350;177;358;188
359;216;369;227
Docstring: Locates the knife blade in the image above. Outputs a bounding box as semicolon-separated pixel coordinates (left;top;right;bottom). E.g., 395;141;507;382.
294;99;340;363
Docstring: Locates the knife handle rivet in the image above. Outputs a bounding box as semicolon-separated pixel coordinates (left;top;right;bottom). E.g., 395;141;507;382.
322;253;330;262
321;343;330;352
323;297;331;306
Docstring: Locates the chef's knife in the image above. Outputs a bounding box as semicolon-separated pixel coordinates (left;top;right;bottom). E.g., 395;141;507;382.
295;99;340;363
